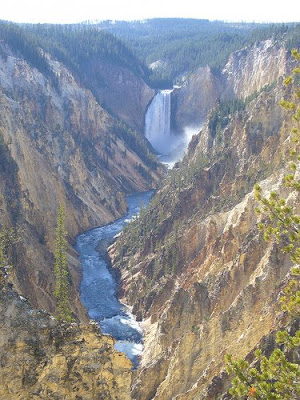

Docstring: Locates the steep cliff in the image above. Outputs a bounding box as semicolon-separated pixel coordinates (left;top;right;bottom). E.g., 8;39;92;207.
83;61;155;131
172;40;289;133
0;282;132;400
111;57;298;398
0;40;162;319
171;66;223;134
9;23;155;133
222;39;287;99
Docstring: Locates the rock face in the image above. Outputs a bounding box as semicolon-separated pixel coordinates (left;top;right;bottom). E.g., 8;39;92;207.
111;55;297;398
0;32;296;400
222;39;287;99
0;41;163;319
0;283;132;400
171;66;223;133
172;40;288;133
84;61;155;131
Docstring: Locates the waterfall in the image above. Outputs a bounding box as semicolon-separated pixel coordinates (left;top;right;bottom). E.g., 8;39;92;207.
145;89;202;168
145;89;173;155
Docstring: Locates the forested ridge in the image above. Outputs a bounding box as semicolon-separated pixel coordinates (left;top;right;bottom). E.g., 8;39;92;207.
0;21;160;168
0;22;149;88
0;19;299;89
97;19;300;86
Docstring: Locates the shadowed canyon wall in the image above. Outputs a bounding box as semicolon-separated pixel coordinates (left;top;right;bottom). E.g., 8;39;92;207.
84;61;155;131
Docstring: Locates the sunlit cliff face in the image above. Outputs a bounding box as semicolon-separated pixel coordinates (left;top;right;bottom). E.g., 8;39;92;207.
111;42;295;399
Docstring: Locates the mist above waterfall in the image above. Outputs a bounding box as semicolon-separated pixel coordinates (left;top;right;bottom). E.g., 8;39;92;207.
156;124;203;168
145;90;202;167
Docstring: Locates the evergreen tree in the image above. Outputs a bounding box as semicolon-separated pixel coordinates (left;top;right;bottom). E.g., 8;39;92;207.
0;225;19;284
54;203;72;321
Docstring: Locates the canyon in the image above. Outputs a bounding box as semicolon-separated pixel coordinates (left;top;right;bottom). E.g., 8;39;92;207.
0;20;299;400
111;42;299;399
0;38;163;318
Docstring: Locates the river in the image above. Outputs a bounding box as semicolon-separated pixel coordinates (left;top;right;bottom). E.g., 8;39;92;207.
76;191;153;366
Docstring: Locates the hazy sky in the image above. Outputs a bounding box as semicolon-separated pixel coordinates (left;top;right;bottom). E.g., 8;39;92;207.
1;0;299;24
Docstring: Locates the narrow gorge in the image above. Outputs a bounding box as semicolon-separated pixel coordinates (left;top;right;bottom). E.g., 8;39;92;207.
0;18;299;400
111;40;300;399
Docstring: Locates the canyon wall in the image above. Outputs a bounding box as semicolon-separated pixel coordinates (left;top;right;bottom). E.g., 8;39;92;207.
0;41;162;318
0;31;297;399
222;39;287;99
172;40;289;133
111;48;298;399
84;61;155;131
171;66;223;133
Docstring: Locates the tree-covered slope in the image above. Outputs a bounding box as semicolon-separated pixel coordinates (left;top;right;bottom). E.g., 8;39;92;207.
0;21;156;130
3;19;299;90
97;19;300;87
0;21;148;82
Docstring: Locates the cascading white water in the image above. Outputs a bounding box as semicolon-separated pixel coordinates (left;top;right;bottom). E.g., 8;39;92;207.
145;89;173;155
145;89;203;167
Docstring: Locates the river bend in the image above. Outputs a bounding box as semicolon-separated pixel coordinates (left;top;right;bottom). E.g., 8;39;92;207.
76;191;153;366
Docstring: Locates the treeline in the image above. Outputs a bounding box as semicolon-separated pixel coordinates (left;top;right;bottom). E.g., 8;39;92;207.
0;22;59;86
209;82;276;140
0;21;150;89
209;98;247;139
0;21;160;178
97;19;300;87
0;19;299;90
0;21;153;118
99;19;255;86
24;23;149;80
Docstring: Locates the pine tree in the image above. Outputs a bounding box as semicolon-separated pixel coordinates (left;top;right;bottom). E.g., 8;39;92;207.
54;203;72;321
0;225;19;284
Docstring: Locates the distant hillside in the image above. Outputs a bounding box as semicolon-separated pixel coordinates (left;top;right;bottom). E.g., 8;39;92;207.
0;22;151;110
1;19;298;90
96;19;300;87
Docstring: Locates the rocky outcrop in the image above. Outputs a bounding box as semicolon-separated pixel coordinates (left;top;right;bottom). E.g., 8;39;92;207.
172;40;289;133
111;75;297;398
0;42;163;318
171;66;223;133
222;39;287;99
0;283;132;399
